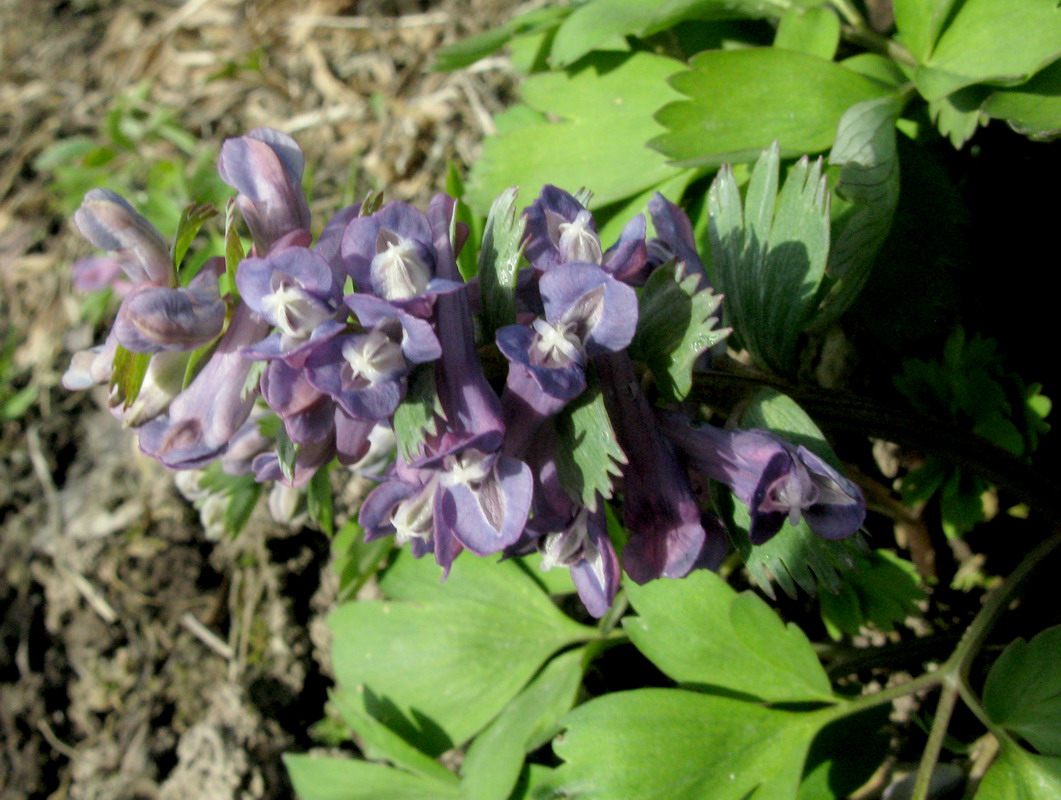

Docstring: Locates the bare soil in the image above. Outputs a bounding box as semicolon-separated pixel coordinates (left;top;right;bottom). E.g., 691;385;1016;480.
0;1;518;796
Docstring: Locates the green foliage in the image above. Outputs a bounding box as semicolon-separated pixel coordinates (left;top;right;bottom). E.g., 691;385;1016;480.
652;48;893;169
630;260;728;402
708;144;831;375
172;202;217;282
774;5;841;61
284;752;462;800
36;83;230;240
460;648;584;800
197;462;264;537
465;51;689;215
109;344;152;410
330;517;393;604
552;366;628;511
431;5;572;72
551;688;833;800
391;364;442;462
983;626;1061;756
0;320;38;421
895;327;1051;537
476;186;525;341
328;550;594;755
975;743;1061;800
818;550;925;639
307;462;334;536
813;96;902;331
624;569;836;703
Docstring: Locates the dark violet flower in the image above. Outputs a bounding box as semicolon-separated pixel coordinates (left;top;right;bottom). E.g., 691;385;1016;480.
659;414;865;544
260;359;337;444
647;192;712;291
303;324;408;421
522;186;647;282
340;200;462;316
521;457;620;618
597;352;728;584
497;261;637;445
218;127;311;254
73;189;172;286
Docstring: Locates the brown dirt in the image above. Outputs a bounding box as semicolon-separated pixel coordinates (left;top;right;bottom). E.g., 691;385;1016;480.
0;1;519;796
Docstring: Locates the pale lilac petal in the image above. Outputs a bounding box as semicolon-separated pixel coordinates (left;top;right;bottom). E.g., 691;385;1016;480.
73;189;171;285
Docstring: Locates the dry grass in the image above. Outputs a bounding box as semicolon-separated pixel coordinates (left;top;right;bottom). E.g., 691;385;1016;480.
0;1;522;796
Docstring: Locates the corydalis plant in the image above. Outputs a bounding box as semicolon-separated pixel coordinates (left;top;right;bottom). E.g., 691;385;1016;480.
63;132;867;618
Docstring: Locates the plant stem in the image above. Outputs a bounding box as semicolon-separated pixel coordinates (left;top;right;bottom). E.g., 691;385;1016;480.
911;677;961;800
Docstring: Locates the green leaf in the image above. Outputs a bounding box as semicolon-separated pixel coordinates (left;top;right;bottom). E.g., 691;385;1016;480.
329;550;594;755
391;364;442;462
284;753;462;800
552;688;836;800
624;569;836;703
172;202;216;280
799;706;891;800
432;5;571;71
818;550;925;639
461;648;584;800
445;163;484;282
331;517;393;603
811;97;901;330
109;344;151;410
983;59;1061;141
652;48;893;168
275;422;297;484
984;626;1061;756
553;366;628;511
331;693;459;785
547;0;780;67
477;187;525;341
976;741;1061;800
707;144;831;374
198;462;264;537
222;195;244;299
928;86;989;148
466;51;687;215
774;6;841;61
892;0;960;62
732;389;865;596
915;0;1061;100
307;461;334;536
630;261;727;402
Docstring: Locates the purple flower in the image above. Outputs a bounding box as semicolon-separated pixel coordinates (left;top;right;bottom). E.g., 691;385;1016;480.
647;193;711;291
303;325;408;421
660;414;865;544
113;264;226;353
137;302;270;469
339;200;462;316
73;189;172;286
218;127;311;254
597;353;728;584
497;261;638;451
522;186;648;282
237;246;342;361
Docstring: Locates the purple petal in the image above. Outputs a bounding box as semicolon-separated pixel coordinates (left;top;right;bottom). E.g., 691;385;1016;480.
539;262;638;355
113;283;225;353
648;192;711;290
73;189;172;285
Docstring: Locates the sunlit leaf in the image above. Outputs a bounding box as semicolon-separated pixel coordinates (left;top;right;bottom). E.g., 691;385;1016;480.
477;187;525;341
284;753;461;800
624;569;836;703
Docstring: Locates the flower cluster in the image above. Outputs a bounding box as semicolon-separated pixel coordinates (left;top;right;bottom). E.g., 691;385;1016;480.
64;128;866;617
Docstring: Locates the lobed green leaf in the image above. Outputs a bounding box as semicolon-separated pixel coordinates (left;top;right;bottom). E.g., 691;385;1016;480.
983;625;1061;757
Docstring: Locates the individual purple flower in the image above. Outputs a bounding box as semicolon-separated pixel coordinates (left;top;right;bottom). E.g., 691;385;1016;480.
520;457;620;618
73;189;172;286
497;261;638;420
137;302;269;469
659;414;865;544
339;200;462;316
218;127;311;254
237;246;342;361
522;186;647;282
597;352;728;584
259;359;336;444
647;192;712;291
303;324;408;421
113;263;226;353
